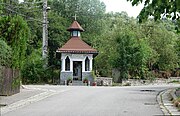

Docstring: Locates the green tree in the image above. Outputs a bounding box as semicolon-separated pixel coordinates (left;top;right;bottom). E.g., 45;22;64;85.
48;11;68;67
0;39;12;67
110;30;152;81
127;0;180;32
0;15;30;69
22;48;44;84
175;34;180;64
94;12;179;82
140;21;178;71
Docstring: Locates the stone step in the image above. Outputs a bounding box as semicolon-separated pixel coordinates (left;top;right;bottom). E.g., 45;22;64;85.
72;81;84;86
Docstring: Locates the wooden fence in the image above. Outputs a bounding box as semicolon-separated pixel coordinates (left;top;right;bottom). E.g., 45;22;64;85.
0;66;20;96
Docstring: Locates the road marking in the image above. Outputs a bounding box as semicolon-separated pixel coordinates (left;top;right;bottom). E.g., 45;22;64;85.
1;87;70;114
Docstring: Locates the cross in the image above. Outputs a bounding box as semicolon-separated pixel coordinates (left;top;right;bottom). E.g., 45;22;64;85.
72;14;78;20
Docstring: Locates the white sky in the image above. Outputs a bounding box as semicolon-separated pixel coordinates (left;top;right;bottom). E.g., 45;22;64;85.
100;0;144;18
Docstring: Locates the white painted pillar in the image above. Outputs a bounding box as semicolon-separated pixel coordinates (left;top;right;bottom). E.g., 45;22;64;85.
82;59;85;72
90;58;93;71
70;59;73;72
62;58;65;71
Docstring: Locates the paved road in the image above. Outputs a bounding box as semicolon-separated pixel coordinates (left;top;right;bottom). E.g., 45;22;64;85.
2;84;180;116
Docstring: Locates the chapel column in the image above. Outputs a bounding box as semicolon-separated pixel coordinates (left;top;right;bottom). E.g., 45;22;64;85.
61;58;65;71
82;59;85;72
90;58;93;71
70;59;73;72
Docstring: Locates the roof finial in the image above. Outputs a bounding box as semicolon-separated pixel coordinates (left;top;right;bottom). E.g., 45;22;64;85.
72;14;78;20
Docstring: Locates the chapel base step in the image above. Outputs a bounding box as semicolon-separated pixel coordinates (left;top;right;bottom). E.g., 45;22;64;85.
72;81;85;86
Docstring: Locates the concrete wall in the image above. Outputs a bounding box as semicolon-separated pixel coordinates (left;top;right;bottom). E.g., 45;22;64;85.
122;77;180;86
96;77;112;86
112;68;120;83
60;71;73;85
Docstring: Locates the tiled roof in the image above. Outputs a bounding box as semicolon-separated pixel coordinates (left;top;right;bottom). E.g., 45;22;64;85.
57;37;98;54
67;21;84;32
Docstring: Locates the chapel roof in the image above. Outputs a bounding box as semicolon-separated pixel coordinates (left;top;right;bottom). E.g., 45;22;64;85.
57;37;98;54
67;21;84;32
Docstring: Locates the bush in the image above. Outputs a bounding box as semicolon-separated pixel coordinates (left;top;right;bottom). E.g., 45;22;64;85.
22;59;44;84
21;48;51;84
0;39;12;67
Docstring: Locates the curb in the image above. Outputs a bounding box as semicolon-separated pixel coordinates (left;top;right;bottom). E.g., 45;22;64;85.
169;88;180;110
1;85;64;114
157;88;180;116
157;90;171;115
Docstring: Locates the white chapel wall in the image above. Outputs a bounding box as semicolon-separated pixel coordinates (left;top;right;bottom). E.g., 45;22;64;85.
61;53;93;72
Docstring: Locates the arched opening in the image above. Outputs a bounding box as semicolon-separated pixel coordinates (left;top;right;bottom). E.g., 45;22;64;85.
65;56;70;71
85;57;90;71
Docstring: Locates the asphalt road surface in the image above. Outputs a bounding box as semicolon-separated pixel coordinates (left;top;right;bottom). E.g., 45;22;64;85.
2;84;180;116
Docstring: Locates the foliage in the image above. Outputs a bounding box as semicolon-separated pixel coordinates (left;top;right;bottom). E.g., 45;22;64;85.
91;70;96;80
83;77;88;83
94;12;179;82
0;15;30;69
127;0;180;32
175;35;180;66
22;49;42;84
67;77;72;83
21;48;52;84
110;29;151;80
0;39;12;67
142;21;178;71
48;11;69;67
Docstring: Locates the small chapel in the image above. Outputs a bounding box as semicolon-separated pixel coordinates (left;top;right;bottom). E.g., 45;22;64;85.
56;19;98;85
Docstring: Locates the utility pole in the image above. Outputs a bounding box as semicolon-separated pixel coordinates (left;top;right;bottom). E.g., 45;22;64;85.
42;0;50;64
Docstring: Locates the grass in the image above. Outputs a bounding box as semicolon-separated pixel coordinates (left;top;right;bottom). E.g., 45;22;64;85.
168;80;180;84
112;83;122;86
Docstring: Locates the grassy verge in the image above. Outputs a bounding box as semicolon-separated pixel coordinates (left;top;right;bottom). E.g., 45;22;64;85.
173;88;180;110
112;83;122;86
168;80;180;84
173;97;180;110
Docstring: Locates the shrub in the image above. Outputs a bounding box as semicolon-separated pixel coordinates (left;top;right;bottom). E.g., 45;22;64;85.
21;49;51;84
83;77;88;83
0;39;12;67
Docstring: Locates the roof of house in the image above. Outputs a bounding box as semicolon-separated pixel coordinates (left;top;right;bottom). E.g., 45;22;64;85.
57;37;98;54
67;21;84;32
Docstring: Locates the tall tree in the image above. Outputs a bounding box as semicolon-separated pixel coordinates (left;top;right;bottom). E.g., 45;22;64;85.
127;0;180;32
0;15;30;69
0;39;12;67
142;21;178;71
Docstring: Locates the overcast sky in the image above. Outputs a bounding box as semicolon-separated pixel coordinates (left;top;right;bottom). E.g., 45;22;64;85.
100;0;144;18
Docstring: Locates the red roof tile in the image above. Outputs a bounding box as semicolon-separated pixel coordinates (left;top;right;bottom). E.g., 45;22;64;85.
57;37;98;54
67;21;84;32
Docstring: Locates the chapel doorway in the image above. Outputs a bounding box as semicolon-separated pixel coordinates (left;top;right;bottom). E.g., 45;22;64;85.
73;61;82;81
